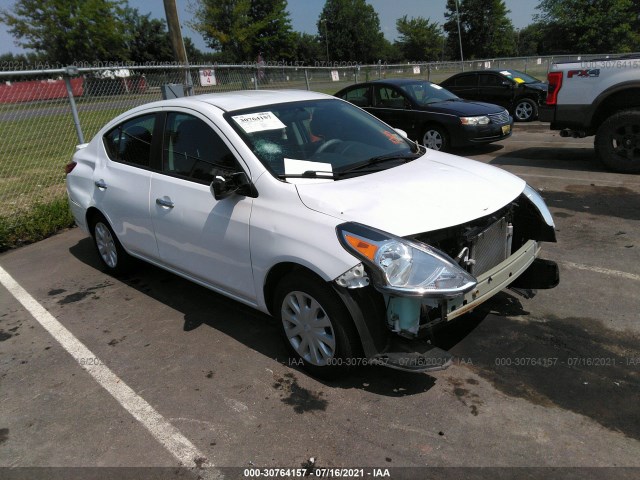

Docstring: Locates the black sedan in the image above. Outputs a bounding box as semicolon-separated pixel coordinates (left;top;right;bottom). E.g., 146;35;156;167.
335;79;513;152
440;69;548;122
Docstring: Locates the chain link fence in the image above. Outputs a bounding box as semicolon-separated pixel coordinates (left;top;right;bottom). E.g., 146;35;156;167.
0;53;629;248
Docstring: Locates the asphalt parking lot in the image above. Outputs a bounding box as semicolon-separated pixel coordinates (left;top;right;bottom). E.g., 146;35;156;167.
1;123;639;479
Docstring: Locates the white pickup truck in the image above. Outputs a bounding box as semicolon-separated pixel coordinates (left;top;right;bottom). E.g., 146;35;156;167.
539;55;640;173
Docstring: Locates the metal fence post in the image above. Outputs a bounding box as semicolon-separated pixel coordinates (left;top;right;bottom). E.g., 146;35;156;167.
304;69;310;90
427;64;431;82
63;66;85;144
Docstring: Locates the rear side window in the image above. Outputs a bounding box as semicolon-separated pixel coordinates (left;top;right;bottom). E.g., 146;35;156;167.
103;114;156;168
453;75;476;87
339;86;371;107
162;112;239;184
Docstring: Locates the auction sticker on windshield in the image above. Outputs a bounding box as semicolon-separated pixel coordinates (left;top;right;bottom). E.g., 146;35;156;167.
232;112;286;133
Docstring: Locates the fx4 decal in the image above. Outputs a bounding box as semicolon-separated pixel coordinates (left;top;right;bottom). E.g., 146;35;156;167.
567;69;600;78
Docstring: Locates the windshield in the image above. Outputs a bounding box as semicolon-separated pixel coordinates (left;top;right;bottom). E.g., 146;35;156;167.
227;99;418;180
400;82;459;105
499;70;541;84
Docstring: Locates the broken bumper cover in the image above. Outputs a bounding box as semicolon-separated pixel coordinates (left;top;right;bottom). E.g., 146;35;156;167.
445;239;540;321
369;240;558;372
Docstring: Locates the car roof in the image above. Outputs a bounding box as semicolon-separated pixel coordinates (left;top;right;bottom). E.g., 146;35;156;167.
369;78;431;86
128;89;332;115
447;69;526;76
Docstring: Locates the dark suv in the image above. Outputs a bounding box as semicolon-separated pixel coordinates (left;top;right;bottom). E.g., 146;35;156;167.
441;69;547;121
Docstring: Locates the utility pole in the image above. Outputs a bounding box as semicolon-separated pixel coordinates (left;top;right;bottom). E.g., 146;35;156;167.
454;0;464;71
321;19;330;62
163;0;192;95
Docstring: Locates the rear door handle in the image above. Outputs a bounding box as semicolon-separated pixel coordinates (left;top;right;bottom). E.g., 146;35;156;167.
155;197;174;208
94;180;107;190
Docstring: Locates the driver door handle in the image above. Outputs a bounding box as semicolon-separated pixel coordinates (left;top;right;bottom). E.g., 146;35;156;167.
94;180;107;190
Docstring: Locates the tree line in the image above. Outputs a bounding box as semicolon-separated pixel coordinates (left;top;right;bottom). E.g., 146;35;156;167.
1;0;639;68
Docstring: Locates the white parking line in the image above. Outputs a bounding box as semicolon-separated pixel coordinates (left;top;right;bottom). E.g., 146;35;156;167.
0;265;223;479
559;261;640;281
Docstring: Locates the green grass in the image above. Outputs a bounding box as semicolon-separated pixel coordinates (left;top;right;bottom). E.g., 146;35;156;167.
0;196;75;251
0;107;123;248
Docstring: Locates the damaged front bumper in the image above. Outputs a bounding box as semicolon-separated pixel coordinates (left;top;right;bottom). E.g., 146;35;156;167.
335;240;559;373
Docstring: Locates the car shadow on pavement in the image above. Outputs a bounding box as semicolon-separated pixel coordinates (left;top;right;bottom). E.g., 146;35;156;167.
451;143;505;157
489;146;607;172
68;238;449;397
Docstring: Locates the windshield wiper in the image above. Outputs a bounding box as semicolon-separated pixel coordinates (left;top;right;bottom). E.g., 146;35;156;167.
277;170;336;179
336;151;422;175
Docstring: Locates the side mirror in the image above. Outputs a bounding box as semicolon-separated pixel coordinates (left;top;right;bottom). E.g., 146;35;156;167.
210;172;257;200
394;128;409;138
502;80;513;88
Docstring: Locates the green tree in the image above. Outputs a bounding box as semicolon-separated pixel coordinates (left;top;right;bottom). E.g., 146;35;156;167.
249;0;295;60
395;15;443;61
0;0;128;64
514;23;545;56
291;32;322;65
444;0;515;59
318;0;385;63
191;0;294;62
535;0;640;53
121;7;173;64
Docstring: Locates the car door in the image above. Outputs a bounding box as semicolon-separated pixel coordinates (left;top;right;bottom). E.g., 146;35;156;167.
445;73;478;100
149;110;255;302
479;73;513;109
369;85;416;133
96;112;160;259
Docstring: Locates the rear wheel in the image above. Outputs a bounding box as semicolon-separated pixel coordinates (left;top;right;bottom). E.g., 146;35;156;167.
513;98;537;122
595;110;640;173
422;125;448;152
274;272;361;379
90;213;131;274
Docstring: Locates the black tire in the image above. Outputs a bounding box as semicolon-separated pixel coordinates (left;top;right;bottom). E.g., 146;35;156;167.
513;98;537;122
595;110;640;174
89;213;131;275
421;125;449;152
274;271;361;379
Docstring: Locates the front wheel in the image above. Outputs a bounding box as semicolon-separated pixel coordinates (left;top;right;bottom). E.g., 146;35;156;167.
595;110;640;173
422;125;448;152
274;272;361;379
513;98;537;122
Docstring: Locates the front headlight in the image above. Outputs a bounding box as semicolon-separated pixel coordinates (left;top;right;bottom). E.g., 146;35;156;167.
460;115;490;125
337;222;477;297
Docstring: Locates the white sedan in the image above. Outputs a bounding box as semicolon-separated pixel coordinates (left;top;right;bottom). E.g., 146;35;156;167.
66;89;559;378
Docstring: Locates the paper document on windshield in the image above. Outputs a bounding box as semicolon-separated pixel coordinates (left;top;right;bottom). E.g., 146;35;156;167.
284;158;334;184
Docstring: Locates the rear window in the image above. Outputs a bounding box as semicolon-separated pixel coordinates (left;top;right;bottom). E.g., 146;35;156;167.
103;114;156;168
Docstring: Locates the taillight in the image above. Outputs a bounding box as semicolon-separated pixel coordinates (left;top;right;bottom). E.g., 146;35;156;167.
546;71;563;105
65;161;77;175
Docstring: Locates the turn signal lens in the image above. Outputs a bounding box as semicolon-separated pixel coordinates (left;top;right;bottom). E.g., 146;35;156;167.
345;234;378;261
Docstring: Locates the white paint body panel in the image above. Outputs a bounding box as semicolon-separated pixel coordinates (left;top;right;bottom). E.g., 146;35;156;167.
550;59;640;105
66;90;527;314
295;150;525;236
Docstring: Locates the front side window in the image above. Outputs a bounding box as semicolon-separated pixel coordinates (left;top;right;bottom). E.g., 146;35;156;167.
103;114;156;167
227;99;418;180
375;86;408;109
479;74;503;87
162;113;239;184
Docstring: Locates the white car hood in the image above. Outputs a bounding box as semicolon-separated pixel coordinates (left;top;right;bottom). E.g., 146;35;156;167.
295;151;526;236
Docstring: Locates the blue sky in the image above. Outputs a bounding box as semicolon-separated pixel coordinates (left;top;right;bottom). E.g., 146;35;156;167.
0;0;539;54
